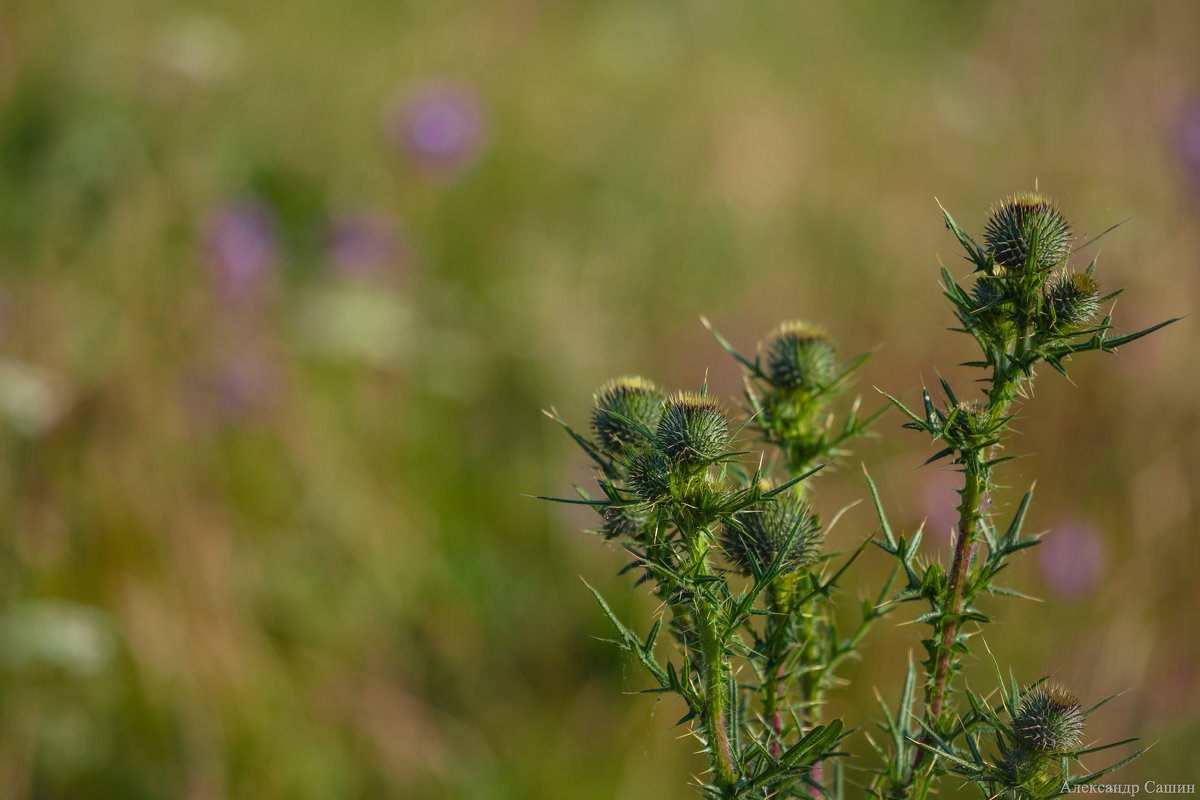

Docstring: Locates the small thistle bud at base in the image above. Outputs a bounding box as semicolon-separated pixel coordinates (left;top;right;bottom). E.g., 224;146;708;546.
656;392;729;464
763;321;837;391
1013;684;1085;754
591;376;665;455
1044;270;1101;329
949;399;992;448
984;193;1072;272
722;488;823;576
627;449;672;500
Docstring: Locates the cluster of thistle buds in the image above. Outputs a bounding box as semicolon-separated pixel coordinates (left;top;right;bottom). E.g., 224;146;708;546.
588;377;825;588
869;191;1171;799
592;381;734;522
542;312;888;798
969;194;1100;341
544;190;1173;800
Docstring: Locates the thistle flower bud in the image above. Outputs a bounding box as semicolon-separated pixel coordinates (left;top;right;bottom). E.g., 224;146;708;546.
722;487;823;576
984;193;1071;272
627;448;672;500
763;322;837;391
591;376;665;455
948;400;992;448
656;392;729;464
600;502;649;540
971;276;1008;313
1013;684;1085;753
1044;270;1101;329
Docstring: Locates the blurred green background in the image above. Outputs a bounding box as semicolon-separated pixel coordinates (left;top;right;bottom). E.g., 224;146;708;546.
0;1;1197;797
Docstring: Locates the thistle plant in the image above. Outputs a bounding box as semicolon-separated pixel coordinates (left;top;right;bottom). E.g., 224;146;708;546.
542;191;1175;800
867;193;1174;798
543;324;879;798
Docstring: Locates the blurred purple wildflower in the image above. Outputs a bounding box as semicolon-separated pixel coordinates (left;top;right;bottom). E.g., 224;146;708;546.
1176;100;1200;196
384;81;485;174
203;200;277;305
1039;520;1106;601
327;213;400;277
187;348;281;427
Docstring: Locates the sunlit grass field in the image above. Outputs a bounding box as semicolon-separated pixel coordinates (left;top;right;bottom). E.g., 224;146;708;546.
0;2;1197;797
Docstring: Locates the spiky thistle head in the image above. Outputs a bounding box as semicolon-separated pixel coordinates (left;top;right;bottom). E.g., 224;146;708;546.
763;321;837;391
1044;270;1101;330
984;193;1072;272
1013;684;1085;754
591;376;665;455
627;448;672;500
722;486;823;576
656;392;729;464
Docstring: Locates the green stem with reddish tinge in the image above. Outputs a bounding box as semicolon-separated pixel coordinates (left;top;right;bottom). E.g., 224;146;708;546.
908;465;985;783
904;359;1023;794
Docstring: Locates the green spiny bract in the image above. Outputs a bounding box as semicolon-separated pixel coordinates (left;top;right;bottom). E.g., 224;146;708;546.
983;192;1072;272
1013;684;1085;754
1043;269;1101;330
764;321;837;391
591;376;665;455
722;485;823;576
656;392;729;465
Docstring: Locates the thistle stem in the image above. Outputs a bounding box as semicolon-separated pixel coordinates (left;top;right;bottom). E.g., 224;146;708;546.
690;530;738;793
761;576;799;759
762;603;787;759
928;467;984;715
905;358;1021;790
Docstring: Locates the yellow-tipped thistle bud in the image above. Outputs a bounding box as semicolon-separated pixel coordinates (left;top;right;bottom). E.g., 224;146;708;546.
591;376;664;455
763;321;837;391
984;193;1071;272
1044;270;1101;329
723;487;823;576
1013;684;1085;754
656;392;729;464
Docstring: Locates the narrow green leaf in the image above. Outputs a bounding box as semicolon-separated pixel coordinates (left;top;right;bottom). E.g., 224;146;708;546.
701;316;765;378
877;389;927;429
937;200;988;268
863;466;897;548
1073;746;1150;785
